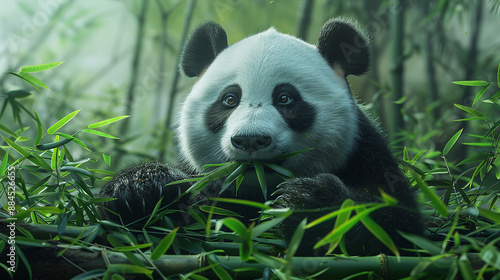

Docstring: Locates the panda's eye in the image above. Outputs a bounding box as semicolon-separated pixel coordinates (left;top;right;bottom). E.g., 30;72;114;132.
223;93;239;107
277;93;294;106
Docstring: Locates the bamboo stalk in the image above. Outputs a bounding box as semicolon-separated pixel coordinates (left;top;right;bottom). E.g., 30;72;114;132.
296;0;314;41
389;0;405;141
158;0;196;160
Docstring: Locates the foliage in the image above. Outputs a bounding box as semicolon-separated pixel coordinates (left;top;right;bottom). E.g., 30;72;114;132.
1;61;500;279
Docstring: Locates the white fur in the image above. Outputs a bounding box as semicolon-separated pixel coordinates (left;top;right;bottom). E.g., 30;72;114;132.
178;28;359;177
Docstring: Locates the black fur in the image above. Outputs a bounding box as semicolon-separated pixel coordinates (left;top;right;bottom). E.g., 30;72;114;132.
180;22;228;77
272;83;316;133
317;18;371;76
205;84;242;133
98;162;191;226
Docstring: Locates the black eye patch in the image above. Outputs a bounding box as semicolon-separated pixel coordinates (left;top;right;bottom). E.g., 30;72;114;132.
205;84;242;133
272;84;316;132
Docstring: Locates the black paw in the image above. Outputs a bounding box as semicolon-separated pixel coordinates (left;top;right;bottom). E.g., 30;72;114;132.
98;162;191;226
273;173;349;209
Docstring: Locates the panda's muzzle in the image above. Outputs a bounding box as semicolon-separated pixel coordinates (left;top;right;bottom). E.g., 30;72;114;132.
231;135;272;153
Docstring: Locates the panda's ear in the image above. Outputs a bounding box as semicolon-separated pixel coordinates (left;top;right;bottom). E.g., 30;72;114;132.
317;18;370;77
180;22;228;77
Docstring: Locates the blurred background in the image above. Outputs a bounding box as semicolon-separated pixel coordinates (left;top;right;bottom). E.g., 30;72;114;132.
1;0;499;169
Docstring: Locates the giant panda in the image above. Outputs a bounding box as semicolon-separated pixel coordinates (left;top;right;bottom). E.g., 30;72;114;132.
98;18;423;256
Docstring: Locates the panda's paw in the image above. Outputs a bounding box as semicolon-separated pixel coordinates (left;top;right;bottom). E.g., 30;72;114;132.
97;162;192;226
272;173;349;209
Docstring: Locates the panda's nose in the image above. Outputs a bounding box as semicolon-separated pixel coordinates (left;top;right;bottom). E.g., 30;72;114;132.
231;135;272;152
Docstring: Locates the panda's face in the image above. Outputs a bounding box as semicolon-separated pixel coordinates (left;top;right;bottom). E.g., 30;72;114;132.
179;27;359;177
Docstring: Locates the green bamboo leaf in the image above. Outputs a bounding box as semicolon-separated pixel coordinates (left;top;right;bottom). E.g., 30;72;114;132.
452;80;489;86
457;153;492;166
485;120;500;137
458;253;476;280
325;199;355;254
454;104;485;118
150;227;178;261
497;61;500;88
359;209;399;257
7;71;42;92
106;264;152;278
472;83;492;106
207;256;232;280
47;109;81;134
220;163;247;194
306;203;374;228
0;151;9;176
478;208;500;223
251;215;289;238
314;205;385;248
0;121;18;138
212;198;271;210
113;243;152;252
199;205;242;217
262;162;294;178
254;161;267;199
33;108;43;146
18;71;48;89
103;154;111;166
7;90;31;99
20;62;64;73
286;219;307;260
36;137;73;150
218;217;249;238
411;170;448;217
398;232;441;255
88;115;129;129
82;129;119;139
443;129;463;155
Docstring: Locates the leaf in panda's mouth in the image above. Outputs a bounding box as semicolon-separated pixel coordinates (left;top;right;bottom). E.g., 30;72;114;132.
169;148;312;200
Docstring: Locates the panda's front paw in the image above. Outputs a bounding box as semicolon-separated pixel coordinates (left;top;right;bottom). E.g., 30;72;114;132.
273;173;349;209
98;162;192;226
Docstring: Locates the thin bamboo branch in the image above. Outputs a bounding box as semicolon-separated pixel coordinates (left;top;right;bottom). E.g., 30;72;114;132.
119;0;150;136
158;0;196;160
296;0;314;41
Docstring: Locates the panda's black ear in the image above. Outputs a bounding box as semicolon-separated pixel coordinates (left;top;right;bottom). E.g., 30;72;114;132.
317;18;370;76
180;22;228;77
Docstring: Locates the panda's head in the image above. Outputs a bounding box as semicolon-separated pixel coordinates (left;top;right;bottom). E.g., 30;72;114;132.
178;18;370;178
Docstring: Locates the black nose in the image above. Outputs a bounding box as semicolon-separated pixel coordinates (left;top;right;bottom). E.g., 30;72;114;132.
231;135;272;152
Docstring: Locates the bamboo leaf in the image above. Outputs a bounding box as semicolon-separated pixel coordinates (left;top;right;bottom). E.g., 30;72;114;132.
7;72;42;92
485;120;500;137
497;61;500;88
453;80;489;86
359;209;399;257
478;208;500;223
0;121;18;138
212;198;271;210
82;129;119;139
220;163;247;194
20;62;64;73
399;232;441;255
47;109;81;134
473;83;492;106
207;255;232;280
457;153;492;166
454;104;485;118
33;108;43;146
254;161;267;199
150;227;178;261
88;115;129;129
101;154;111;166
36;137;74;150
199;205;243;217
7;90;31;99
263;162;294;178
18;72;49;89
411;170;448;217
443;129;463;155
